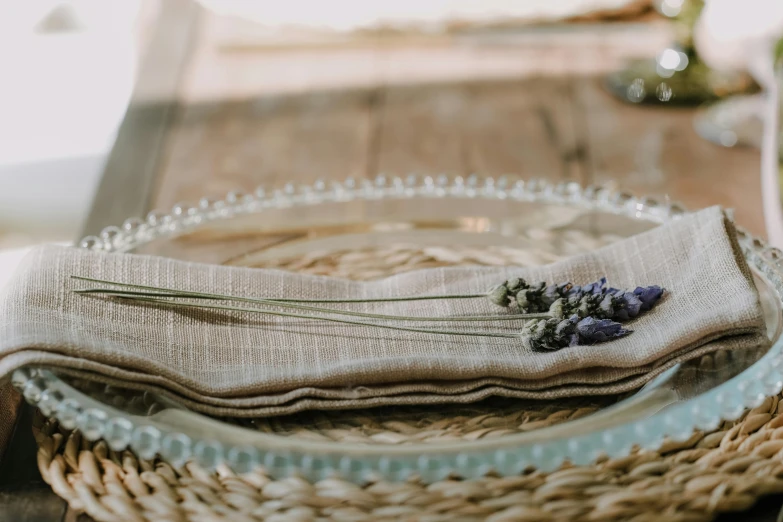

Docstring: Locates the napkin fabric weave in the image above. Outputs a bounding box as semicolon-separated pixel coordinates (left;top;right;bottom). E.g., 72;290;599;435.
0;206;766;418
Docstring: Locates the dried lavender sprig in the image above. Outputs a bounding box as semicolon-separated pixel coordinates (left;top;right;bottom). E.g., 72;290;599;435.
493;276;664;321
523;315;631;352
71;277;663;324
547;291;646;321
80;293;631;351
487;277;612;309
72;275;603;308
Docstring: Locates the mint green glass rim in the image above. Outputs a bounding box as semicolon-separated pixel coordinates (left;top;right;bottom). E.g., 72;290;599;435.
11;174;783;482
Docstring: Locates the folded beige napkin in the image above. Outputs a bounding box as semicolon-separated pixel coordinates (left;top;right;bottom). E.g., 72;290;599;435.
0;206;767;416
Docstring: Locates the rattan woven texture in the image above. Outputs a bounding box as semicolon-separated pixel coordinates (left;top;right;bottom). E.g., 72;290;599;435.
31;243;783;521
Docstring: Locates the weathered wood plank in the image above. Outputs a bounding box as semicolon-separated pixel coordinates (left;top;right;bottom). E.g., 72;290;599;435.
462;79;586;182
180;15;671;104
152;88;378;210
374;78;587;185
146;88;378;263
573;78;765;236
153;76;587;235
373;82;470;175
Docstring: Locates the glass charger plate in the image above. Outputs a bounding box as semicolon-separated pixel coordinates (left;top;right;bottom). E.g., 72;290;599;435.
12;176;783;482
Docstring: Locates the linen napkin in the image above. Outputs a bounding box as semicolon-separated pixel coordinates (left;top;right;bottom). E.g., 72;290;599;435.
0;206;767;417
0;246;32;461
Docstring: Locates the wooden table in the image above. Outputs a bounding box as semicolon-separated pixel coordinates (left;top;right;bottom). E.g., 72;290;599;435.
0;3;773;520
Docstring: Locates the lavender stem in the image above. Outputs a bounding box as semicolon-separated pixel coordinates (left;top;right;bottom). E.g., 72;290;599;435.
71;276;487;304
71;276;552;322
104;294;527;339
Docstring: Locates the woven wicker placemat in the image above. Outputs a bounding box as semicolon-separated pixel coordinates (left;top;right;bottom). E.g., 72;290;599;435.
29;242;783;521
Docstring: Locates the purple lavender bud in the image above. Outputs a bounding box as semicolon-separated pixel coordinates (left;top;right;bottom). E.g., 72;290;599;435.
565;277;608;301
525;315;581;351
581;277;608;295
554;314;579;338
597;291;643;321
576;317;631;344
633;285;665;311
599;295;616;318
542;285;558;306
542;282;572;307
615;291;643;320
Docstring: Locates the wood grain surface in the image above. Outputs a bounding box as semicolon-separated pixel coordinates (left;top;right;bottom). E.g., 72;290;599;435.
574;79;764;232
153;75;764;236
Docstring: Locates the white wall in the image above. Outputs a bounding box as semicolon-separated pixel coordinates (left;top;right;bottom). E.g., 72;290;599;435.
0;1;140;244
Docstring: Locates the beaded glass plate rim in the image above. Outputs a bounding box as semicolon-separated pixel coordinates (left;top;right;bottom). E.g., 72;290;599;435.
11;174;783;482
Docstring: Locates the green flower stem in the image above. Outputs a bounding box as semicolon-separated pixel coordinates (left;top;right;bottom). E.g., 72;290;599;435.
71;276;552;322
99;293;525;339
71;276;487;304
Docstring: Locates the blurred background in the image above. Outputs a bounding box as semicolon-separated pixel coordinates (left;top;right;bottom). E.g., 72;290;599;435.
1;0;782;263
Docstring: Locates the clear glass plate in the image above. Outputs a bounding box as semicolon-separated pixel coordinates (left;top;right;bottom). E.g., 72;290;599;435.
12;175;783;482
